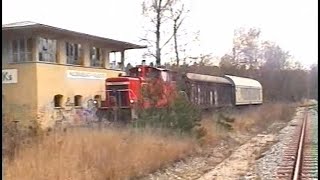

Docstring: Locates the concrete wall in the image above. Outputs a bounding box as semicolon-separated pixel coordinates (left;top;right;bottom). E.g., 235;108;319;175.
36;63;122;128
2;29;126;128
2;63;38;126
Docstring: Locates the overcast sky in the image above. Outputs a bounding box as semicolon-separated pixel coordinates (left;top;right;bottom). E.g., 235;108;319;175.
3;0;318;67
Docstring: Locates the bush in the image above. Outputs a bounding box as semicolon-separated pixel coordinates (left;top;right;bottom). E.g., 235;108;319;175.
3;111;43;161
134;95;201;134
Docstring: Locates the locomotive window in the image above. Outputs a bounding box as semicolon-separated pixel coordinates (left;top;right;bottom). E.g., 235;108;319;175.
171;72;177;81
129;68;140;77
54;94;63;108
148;69;160;79
74;95;83;107
161;71;170;82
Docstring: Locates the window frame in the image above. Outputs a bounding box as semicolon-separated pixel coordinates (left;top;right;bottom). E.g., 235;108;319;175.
66;42;82;65
9;38;33;63
90;46;103;67
38;37;57;63
74;95;83;108
54;94;64;108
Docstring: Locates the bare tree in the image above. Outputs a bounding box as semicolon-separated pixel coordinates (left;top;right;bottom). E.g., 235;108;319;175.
141;0;176;66
233;27;261;69
261;41;291;70
169;2;189;66
309;64;318;100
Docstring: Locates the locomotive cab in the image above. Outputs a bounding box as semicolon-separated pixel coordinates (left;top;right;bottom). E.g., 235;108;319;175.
99;64;177;122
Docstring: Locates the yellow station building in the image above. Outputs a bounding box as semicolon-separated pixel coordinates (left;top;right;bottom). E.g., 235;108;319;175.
2;21;145;128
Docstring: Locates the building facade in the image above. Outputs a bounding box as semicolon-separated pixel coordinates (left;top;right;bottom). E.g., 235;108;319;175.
2;21;145;128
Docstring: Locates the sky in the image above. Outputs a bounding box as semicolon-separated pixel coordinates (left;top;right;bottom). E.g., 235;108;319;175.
2;0;318;68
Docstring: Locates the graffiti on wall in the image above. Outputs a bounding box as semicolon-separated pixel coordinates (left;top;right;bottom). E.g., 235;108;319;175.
38;96;100;128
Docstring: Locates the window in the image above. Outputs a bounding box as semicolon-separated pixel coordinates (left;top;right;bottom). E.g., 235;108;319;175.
10;38;33;62
161;71;169;82
54;94;63;108
74;95;82;107
66;42;82;65
90;47;102;67
109;52;121;69
38;37;56;62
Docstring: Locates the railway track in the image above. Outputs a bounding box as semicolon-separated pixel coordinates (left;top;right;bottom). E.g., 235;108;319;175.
274;106;318;179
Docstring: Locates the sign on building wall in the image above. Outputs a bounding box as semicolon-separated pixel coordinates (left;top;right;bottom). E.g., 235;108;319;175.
2;69;18;84
66;70;106;80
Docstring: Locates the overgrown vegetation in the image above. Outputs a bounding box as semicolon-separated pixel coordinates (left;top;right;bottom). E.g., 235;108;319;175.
2;110;43;161
232;103;296;133
3;102;298;180
134;95;201;133
3;128;196;180
133;78;201;134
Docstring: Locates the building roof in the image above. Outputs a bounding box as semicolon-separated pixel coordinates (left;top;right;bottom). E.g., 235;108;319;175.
2;21;147;51
186;73;232;84
225;75;262;88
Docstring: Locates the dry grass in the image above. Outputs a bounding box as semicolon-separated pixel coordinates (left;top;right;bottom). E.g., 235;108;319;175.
196;119;228;147
4;128;196;180
3;102;296;180
231;103;296;133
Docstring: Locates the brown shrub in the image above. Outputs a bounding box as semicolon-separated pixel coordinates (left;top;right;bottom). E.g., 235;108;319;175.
232;103;296;133
196;118;228;147
2;113;43;161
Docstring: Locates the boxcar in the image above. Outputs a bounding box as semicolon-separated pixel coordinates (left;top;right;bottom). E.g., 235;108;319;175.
225;75;263;105
183;73;234;109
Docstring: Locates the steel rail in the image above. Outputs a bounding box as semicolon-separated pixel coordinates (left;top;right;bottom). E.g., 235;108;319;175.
292;108;308;180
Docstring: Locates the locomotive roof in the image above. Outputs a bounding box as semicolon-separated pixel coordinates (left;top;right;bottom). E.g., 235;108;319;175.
225;75;262;88
186;73;232;84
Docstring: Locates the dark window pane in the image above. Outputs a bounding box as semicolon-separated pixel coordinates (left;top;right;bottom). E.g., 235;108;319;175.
19;39;25;52
12;53;18;62
74;44;78;60
70;44;74;56
97;48;100;60
27;38;32;52
66;42;69;56
39;52;43;61
12;40;18;53
42;39;48;51
20;53;25;62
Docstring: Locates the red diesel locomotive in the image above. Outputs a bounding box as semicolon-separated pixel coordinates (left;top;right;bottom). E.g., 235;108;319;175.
96;64;178;122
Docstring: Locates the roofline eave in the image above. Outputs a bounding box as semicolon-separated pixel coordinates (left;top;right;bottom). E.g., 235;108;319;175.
2;23;147;51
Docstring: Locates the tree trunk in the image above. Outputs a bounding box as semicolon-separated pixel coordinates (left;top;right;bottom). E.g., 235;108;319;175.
173;19;180;66
155;0;162;66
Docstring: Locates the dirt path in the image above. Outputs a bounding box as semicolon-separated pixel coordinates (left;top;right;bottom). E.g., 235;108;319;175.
141;133;251;180
197;134;276;180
